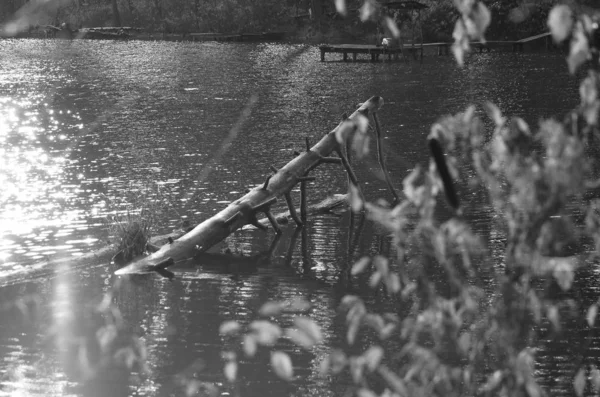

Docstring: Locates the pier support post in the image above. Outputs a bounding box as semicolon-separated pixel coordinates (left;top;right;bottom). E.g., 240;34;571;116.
300;179;308;222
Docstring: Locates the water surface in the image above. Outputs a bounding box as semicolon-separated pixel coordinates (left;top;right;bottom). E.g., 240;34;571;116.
0;39;587;396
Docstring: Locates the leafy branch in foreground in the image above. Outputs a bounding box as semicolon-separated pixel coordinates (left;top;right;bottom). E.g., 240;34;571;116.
216;3;600;397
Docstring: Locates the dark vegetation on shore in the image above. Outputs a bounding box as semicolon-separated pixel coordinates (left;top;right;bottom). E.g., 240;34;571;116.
1;0;598;44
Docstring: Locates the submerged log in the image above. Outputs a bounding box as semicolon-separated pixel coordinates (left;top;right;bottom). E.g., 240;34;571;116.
115;96;384;276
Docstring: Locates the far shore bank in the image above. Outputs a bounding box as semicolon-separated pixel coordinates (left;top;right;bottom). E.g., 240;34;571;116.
0;24;387;46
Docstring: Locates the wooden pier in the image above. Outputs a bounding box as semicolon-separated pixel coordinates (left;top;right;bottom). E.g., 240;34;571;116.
319;32;553;62
319;44;407;62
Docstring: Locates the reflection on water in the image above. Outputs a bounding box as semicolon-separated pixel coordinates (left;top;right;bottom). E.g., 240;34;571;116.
0;39;589;396
0;96;86;266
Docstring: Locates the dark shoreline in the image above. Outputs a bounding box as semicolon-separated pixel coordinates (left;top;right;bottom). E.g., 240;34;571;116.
0;24;384;46
1;29;297;43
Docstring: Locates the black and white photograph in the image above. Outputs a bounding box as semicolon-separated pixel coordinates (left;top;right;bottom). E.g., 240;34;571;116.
1;1;599;396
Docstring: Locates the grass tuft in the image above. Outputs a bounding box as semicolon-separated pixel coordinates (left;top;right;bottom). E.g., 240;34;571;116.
107;209;153;265
103;180;183;266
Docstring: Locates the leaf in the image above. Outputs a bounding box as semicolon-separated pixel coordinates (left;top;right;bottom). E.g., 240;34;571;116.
548;305;561;331
347;316;361;345
379;323;397;340
357;389;378;397
364;314;385;331
481;370;503;392
354;113;369;135
526;380;542;397
384;273;401;294
334;0;346;16
329;349;348;374
588;304;598;327
553;259;575;291
335;120;355;144
341;295;361;309
568;25;590;74
224;361;237;382
352;115;370;158
287;297;311;313
222;351;236;361
360;0;377;22
350;356;365;383
574;367;586;397
583;101;600;126
485;102;505;127
452;20;468;67
351;257;371;275
402;166;423;203
378;365;408;397
243;334;257;357
219;321;241;335
271;351;294;381
580;76;598;106
591;365;600;391
349;183;362;212
369;271;382;289
294;317;323;344
529;290;542;323
458;332;471;354
97;325;117;352
185;379;202;397
548;5;573;43
509;3;534;23
469;2;491;41
286;328;315;349
401;282;416;299
249;320;282;346
373;255;389;275
363;345;384;371
259;301;285;317
114;347;136;369
516;349;535;379
514;117;530;135
384;16;400;39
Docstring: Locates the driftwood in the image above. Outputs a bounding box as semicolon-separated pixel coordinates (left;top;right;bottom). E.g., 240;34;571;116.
115;96;384;277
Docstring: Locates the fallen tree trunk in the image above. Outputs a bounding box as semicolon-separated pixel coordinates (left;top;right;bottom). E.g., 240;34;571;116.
115;96;384;276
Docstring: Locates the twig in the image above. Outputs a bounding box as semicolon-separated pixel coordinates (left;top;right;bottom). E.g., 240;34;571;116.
284;192;303;226
372;112;400;205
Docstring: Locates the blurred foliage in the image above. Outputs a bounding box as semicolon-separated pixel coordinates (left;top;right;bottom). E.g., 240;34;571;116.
217;1;600;397
51;281;149;394
420;0;598;42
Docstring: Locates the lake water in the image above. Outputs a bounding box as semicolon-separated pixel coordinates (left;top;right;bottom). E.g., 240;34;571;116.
0;39;589;396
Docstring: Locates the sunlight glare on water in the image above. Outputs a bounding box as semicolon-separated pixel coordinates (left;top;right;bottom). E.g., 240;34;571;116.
0;94;90;271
